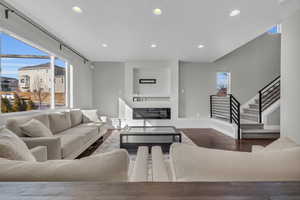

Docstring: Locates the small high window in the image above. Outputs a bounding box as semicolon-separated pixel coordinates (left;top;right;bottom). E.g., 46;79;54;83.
267;25;281;34
216;72;231;96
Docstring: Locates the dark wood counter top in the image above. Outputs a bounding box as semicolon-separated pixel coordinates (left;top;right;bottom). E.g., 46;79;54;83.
1;182;300;200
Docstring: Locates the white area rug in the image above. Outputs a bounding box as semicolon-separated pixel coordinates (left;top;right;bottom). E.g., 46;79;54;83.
92;130;196;180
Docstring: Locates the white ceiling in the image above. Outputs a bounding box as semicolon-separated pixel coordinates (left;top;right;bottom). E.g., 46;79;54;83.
6;0;300;62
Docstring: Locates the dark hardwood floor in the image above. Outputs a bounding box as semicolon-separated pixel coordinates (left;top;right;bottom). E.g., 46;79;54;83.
77;128;274;158
181;128;274;152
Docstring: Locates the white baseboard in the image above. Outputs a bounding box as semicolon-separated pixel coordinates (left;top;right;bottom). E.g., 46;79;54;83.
210;118;237;139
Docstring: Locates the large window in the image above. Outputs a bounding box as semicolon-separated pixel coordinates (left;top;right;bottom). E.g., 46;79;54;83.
0;32;69;113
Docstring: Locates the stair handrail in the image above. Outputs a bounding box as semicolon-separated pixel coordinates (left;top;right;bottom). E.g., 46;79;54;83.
210;94;241;140
229;94;241;140
258;76;281;123
258;75;281;93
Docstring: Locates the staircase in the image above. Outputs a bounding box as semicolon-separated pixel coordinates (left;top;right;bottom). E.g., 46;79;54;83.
210;76;280;140
210;94;241;139
240;76;280;139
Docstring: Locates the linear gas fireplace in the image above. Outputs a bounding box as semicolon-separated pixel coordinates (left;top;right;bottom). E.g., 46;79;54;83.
133;108;171;120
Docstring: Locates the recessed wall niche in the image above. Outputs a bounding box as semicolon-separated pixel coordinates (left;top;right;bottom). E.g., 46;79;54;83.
133;67;171;96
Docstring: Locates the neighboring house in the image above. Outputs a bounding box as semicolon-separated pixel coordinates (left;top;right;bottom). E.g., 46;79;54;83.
1;77;18;92
18;63;65;93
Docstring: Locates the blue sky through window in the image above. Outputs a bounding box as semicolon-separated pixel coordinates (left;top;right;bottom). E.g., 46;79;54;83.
217;72;230;90
1;32;65;79
267;25;280;34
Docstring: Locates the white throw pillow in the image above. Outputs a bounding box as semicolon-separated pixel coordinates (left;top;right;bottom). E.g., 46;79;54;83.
82;110;101;123
0;128;36;161
20;119;53;137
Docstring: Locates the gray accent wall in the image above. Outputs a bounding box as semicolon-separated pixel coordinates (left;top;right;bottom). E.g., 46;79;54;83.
179;63;216;118
92;62;125;117
179;33;281;118
281;10;300;144
215;33;281;104
92;34;281;120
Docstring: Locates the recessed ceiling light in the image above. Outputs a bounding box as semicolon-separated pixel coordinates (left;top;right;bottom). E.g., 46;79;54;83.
102;43;108;48
197;44;205;49
151;44;157;48
230;9;240;17
153;8;162;16
72;6;83;13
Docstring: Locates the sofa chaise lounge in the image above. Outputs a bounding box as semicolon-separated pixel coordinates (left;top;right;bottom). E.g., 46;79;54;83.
149;137;300;182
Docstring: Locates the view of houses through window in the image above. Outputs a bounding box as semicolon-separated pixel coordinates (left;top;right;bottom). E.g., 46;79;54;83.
0;32;68;113
216;72;230;96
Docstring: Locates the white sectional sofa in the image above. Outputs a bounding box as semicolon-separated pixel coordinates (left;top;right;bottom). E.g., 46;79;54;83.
148;137;300;182
169;143;300;182
5;109;107;160
0;149;129;182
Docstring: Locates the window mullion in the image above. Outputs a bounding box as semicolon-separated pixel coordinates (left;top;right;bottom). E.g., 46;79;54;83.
65;62;69;108
50;56;55;109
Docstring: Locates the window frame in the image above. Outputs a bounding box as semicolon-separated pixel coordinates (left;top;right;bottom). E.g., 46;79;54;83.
0;29;72;114
216;72;231;95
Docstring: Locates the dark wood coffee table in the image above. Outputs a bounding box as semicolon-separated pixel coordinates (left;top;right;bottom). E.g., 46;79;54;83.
120;126;182;152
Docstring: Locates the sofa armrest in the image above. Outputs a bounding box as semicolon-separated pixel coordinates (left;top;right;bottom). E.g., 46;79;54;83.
130;146;149;182
30;146;47;162
21;137;61;160
0;150;130;182
252;145;265;152
152;146;171;182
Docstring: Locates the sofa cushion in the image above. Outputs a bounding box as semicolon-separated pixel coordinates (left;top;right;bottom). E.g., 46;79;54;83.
0;150;129;181
0;128;36;161
6;114;50;137
48;112;72;134
82;110;101;123
70;110;83;127
170;143;300;182
20;119;53;137
57;125;98;158
59;134;84;159
262;137;299;152
80;122;104;128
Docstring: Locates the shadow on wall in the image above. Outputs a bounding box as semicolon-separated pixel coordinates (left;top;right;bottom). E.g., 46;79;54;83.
118;98;153;128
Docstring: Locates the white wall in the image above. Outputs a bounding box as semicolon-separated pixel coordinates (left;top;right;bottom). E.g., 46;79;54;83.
92;62;125;117
133;67;170;96
281;10;300;144
124;61;179;120
266;107;280;126
0;4;93;109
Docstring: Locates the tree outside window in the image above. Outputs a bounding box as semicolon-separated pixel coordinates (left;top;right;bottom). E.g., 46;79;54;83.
0;32;68;113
